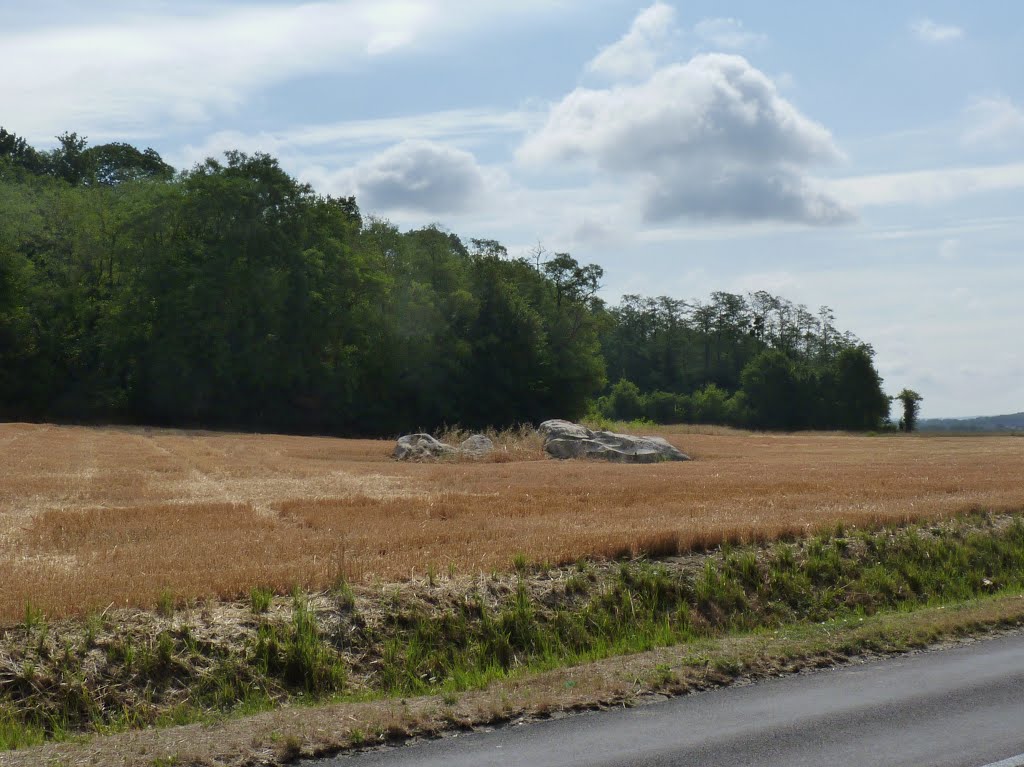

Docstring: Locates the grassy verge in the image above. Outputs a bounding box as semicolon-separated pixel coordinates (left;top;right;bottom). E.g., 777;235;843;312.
2;511;1024;762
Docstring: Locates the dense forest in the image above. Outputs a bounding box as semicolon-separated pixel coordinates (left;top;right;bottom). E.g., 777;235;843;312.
0;128;892;434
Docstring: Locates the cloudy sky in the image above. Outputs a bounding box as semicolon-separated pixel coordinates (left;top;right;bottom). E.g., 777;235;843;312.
5;1;1023;417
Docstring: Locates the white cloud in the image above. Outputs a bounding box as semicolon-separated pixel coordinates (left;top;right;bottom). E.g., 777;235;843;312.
521;53;850;225
963;97;1024;148
327;140;489;214
938;238;959;262
173;109;539;170
1;0;568;140
644;166;850;224
586;2;678;81
910;18;963;43
828;162;1024;208
694;17;766;50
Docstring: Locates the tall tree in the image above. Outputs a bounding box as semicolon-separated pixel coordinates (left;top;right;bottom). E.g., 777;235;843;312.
896;389;923;432
830;346;891;430
0;128;47;176
740;350;801;430
85;142;175;186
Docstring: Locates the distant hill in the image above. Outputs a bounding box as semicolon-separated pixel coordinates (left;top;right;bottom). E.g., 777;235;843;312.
919;412;1024;432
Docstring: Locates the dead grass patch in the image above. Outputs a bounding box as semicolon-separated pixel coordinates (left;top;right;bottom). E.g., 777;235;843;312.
1;423;1022;622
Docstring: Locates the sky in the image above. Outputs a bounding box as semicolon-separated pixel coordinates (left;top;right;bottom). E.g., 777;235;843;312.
3;0;1023;417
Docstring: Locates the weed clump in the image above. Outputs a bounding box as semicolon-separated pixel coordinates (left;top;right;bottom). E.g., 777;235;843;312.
252;594;346;695
250;587;273;614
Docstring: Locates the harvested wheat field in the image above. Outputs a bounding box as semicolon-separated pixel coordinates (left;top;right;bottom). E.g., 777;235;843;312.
1;422;1022;624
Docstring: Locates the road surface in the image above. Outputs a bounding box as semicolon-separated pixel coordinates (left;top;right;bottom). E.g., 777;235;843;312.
310;632;1024;767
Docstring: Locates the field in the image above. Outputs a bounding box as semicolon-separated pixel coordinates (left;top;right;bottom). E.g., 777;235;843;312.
1;422;1022;625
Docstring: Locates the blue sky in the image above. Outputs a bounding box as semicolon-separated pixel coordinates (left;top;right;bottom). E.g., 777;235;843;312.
4;1;1023;417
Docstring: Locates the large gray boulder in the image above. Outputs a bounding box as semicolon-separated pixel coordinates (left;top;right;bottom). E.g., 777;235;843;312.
538;419;690;463
393;433;495;461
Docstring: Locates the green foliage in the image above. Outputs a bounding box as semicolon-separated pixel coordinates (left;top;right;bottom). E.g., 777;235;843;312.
897;388;924;432
828;346;892;430
22;602;45;631
3;514;1024;749
156;590;176;618
740;350;800;430
250;587;274;614
361;513;1024;703
0;128;897;434
690;384;735;425
252;594;346;695
0;705;49;751
605;379;645;421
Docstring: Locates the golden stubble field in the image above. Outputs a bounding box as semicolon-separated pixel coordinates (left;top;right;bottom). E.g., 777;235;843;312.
1;422;1022;624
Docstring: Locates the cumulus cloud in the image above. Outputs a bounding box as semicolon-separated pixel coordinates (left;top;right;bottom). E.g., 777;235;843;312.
586;2;678;81
339;140;487;214
963;97;1024;148
910;18;963;43
693;17;766;50
520;53;851;225
645;165;850;224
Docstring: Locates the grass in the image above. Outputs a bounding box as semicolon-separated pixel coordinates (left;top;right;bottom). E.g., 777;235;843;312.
435;423;546;462
250;587;273;614
12;593;1024;767
2;422;1023;623
156;590;176;618
1;421;1023;759
3;510;1024;754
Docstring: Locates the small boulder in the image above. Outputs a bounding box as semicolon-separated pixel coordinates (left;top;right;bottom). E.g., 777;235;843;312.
392;433;457;461
538;419;690;463
392;433;496;460
459;434;495;458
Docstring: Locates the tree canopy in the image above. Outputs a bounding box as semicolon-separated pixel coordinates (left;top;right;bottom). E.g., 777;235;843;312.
0;128;899;434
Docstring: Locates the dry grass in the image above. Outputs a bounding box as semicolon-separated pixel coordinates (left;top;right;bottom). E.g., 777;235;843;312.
435;423;546;462
1;422;1022;624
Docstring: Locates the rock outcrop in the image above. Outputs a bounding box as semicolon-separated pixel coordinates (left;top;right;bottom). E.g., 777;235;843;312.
392;433;495;461
392;434;457;461
538;419;690;463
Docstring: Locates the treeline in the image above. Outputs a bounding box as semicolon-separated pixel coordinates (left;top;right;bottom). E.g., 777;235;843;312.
0;129;891;434
919;413;1024;432
594;293;891;430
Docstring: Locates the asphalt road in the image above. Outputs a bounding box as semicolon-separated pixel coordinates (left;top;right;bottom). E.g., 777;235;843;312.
312;632;1024;767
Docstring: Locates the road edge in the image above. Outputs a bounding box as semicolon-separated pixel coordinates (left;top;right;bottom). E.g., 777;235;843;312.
5;591;1024;767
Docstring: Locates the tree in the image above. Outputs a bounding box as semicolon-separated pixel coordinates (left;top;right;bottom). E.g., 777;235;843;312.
691;384;732;424
740;350;800;430
896;389;923;432
85;142;174;185
542;252;603;307
830;346;891;430
48;132;93;185
0;129;898;435
607;379;644;421
0;127;47;176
